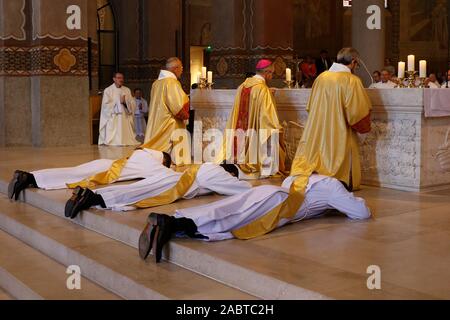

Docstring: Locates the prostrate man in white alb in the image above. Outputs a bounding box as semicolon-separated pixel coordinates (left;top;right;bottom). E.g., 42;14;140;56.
8;149;172;200
139;174;372;263
99;72;140;146
63;163;251;221
369;69;397;88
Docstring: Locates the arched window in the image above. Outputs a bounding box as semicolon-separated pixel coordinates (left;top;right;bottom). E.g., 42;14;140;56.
97;0;118;89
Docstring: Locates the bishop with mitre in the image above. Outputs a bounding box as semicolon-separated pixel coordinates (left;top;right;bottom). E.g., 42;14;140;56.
223;59;286;180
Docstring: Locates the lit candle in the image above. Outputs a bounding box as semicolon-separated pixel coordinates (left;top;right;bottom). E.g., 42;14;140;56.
207;71;213;84
419;60;427;78
398;62;405;79
286;68;292;82
201;67;207;79
197;72;201;84
407;55;415;72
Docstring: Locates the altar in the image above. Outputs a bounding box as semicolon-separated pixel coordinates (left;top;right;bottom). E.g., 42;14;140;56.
191;89;450;192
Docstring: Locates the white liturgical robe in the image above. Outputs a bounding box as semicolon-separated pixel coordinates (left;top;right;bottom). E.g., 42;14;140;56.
134;97;149;137
95;164;252;211
428;81;440;89
175;175;372;241
32;149;164;190
369;80;397;89
99;84;140;146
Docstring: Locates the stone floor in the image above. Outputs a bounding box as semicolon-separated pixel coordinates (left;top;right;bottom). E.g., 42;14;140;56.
0;146;450;299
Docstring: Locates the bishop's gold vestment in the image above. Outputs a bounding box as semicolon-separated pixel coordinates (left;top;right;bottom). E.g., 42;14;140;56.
224;76;286;179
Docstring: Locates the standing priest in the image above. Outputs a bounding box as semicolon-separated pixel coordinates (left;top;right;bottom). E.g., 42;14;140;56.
144;58;190;165
223;59;286;180
99;72;140;146
291;47;372;192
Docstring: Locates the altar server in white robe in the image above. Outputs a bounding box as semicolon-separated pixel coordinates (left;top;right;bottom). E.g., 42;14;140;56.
99;72;140;146
64;163;251;220
369;70;397;88
139;174;371;262
427;74;441;88
134;88;149;141
8;149;170;199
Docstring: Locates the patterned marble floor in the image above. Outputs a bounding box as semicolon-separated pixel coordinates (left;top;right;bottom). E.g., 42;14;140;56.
1;146;450;299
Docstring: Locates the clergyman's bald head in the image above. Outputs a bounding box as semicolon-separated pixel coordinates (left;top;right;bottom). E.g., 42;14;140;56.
165;57;183;78
336;47;360;66
166;57;182;69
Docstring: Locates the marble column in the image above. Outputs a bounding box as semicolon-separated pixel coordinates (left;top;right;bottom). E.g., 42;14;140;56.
0;0;97;147
352;0;386;87
0;0;31;147
30;0;96;147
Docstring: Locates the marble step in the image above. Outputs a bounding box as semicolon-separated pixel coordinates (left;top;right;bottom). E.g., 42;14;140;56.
0;229;120;300
0;195;254;300
0;180;329;300
0;288;13;300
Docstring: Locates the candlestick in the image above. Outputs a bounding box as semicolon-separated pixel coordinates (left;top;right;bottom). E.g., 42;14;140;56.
207;71;213;84
419;60;427;78
398;61;405;79
284;80;294;89
286;68;292;82
201;67;207;79
198;77;207;90
407;55;415;72
418;78;427;88
406;70;418;88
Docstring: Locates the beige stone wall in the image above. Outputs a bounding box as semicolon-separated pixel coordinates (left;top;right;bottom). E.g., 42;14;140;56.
4;77;31;146
31;77;90;147
0;0;97;147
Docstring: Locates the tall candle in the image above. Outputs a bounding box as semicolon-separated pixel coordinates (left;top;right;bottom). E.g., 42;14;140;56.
201;67;207;79
286;68;292;82
207;71;213;84
419;60;427;78
398;62;405;79
407;55;415;72
197;72;201;84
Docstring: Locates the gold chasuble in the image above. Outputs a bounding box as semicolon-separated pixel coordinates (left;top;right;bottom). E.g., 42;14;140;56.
291;68;372;190
232;66;372;240
143;70;190;164
225;76;286;179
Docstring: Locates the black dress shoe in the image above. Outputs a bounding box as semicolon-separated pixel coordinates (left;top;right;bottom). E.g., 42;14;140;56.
8;170;34;201
65;187;84;218
146;213;174;263
67;188;96;219
138;220;157;260
220;163;239;178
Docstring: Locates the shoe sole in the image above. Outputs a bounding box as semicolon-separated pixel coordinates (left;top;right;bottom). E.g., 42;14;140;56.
7;172;20;200
138;223;156;260
65;187;83;218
